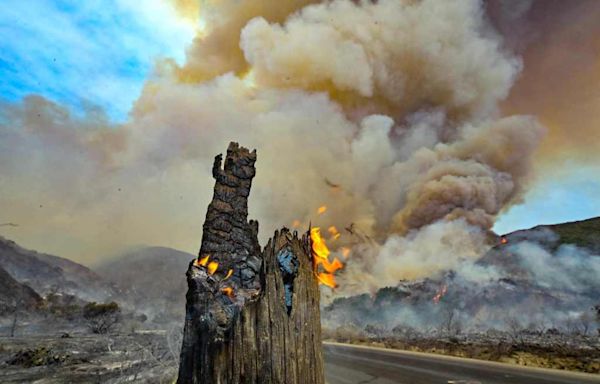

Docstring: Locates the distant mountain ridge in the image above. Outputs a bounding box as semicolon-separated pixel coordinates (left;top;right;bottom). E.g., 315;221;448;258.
0;236;115;302
499;216;600;252
0;264;43;314
95;246;195;322
323;216;600;331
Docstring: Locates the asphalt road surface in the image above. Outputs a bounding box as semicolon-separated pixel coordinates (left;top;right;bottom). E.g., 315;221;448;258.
323;342;600;384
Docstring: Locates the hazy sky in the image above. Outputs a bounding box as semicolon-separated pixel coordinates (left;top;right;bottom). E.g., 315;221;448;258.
0;0;599;262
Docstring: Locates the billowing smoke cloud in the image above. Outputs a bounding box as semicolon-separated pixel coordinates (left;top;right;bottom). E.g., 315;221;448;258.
489;0;600;162
1;0;545;291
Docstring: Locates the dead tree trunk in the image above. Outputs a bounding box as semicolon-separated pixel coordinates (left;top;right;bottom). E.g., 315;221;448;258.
177;142;324;384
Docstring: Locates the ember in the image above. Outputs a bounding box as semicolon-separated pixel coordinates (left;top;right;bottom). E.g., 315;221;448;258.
433;284;448;304
221;287;234;298
328;225;340;240
500;237;508;244
341;247;350;259
195;255;209;267
317;205;327;215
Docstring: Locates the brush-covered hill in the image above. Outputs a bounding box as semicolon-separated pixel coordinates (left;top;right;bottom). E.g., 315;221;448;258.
323;216;600;332
0;237;116;302
494;216;600;252
95;246;194;323
0;264;43;314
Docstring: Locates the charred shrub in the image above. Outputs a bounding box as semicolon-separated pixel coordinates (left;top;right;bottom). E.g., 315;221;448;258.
82;301;121;334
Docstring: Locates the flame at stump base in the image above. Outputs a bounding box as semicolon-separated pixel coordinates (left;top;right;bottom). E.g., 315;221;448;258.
177;143;324;384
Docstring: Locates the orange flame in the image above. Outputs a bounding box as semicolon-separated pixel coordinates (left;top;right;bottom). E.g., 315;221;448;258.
221;287;234;298
207;261;218;275
433;284;448;304
224;269;233;280
317;272;336;288
194;255;210;267
317;205;327;215
500;237;508;245
310;227;343;288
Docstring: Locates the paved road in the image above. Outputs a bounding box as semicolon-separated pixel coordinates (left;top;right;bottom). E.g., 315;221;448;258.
323;342;600;384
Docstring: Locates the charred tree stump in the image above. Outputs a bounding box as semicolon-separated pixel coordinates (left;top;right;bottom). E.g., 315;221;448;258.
177;142;324;384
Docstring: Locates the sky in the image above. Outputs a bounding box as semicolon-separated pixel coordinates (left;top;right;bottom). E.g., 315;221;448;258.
0;0;599;263
0;0;195;120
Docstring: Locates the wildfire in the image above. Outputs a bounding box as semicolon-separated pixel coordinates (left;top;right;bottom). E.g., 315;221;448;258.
224;268;233;280
432;284;448;304
317;205;327;215
500;237;508;245
310;227;343;288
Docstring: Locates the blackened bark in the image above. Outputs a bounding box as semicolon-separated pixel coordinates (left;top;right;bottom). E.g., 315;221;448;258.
177;142;324;384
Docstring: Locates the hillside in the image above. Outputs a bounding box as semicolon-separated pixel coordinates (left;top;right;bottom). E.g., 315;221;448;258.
95;246;194;323
0;265;43;314
531;216;600;251
0;236;115;302
323;216;600;332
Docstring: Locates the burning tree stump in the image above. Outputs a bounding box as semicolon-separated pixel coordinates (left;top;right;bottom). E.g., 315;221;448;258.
177;142;324;384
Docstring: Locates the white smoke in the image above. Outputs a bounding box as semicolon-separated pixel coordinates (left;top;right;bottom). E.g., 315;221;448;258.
1;0;544;293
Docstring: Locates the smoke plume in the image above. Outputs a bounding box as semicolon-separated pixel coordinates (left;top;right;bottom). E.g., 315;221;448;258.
1;0;547;291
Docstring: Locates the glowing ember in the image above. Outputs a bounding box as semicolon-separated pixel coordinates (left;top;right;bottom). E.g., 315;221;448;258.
224;269;233;280
341;247;350;259
221;287;234;298
327;225;341;240
317;205;327;215
310;227;343;288
195;255;210;267
432;284;448;304
207;261;219;275
500;237;508;244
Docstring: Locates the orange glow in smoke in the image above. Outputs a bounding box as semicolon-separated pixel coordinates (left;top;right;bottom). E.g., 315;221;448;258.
317;205;327;215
